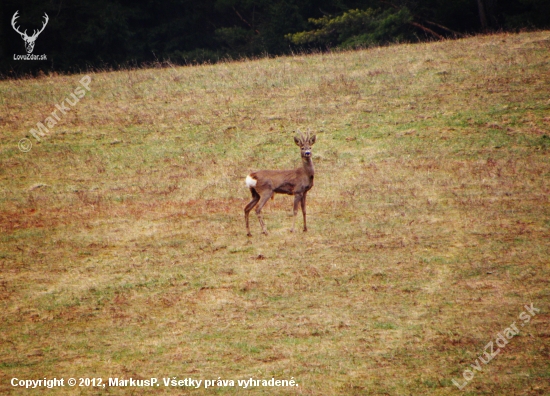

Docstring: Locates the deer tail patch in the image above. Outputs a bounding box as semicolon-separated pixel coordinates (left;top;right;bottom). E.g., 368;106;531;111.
245;175;257;188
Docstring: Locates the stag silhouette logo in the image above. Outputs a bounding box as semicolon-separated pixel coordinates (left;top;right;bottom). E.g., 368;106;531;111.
11;10;49;54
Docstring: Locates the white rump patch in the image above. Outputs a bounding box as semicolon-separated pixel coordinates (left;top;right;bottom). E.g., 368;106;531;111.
245;175;257;188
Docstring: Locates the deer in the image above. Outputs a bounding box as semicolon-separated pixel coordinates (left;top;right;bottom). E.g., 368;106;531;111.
244;130;317;236
11;11;49;54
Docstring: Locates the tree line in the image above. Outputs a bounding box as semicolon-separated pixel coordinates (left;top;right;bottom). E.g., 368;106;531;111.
1;0;548;78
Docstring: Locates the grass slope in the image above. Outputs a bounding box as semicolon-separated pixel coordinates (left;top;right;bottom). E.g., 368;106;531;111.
1;31;549;395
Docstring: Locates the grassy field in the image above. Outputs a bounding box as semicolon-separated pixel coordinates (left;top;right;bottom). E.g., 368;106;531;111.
1;31;549;395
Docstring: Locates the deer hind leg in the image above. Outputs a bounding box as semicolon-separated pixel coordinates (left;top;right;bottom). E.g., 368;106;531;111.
301;193;307;232
255;191;273;235
290;193;303;233
244;188;260;237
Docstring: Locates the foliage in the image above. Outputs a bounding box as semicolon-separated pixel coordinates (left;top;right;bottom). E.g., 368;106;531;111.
287;8;413;48
502;0;550;29
0;0;549;77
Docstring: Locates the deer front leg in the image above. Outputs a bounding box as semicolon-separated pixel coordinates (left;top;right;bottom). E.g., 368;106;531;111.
301;193;307;232
290;193;302;233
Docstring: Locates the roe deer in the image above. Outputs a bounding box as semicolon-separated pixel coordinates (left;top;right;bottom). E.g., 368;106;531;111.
244;130;316;236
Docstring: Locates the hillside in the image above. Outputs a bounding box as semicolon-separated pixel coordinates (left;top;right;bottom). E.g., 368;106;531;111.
1;31;549;395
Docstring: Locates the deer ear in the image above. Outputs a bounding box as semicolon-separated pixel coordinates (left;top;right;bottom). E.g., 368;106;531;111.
294;135;302;146
309;135;316;145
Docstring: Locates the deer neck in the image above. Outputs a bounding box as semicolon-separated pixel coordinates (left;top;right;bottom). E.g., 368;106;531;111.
301;156;314;176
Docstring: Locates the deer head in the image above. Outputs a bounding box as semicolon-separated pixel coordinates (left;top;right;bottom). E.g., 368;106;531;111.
11;11;49;54
294;129;316;160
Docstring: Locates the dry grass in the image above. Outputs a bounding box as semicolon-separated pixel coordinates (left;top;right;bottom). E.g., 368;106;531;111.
0;31;549;395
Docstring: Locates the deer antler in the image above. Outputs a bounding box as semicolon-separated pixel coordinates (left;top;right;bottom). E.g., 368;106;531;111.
295;128;310;146
295;128;314;146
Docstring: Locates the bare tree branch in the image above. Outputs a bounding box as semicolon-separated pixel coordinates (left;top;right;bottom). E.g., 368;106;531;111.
409;22;444;40
232;6;259;34
424;20;465;37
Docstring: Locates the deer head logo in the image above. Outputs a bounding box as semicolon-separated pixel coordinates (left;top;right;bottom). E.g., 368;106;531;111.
11;11;49;54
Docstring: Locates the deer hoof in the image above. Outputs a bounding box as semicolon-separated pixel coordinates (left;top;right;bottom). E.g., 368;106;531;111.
303;228;308;232
289;228;295;233
247;232;252;237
